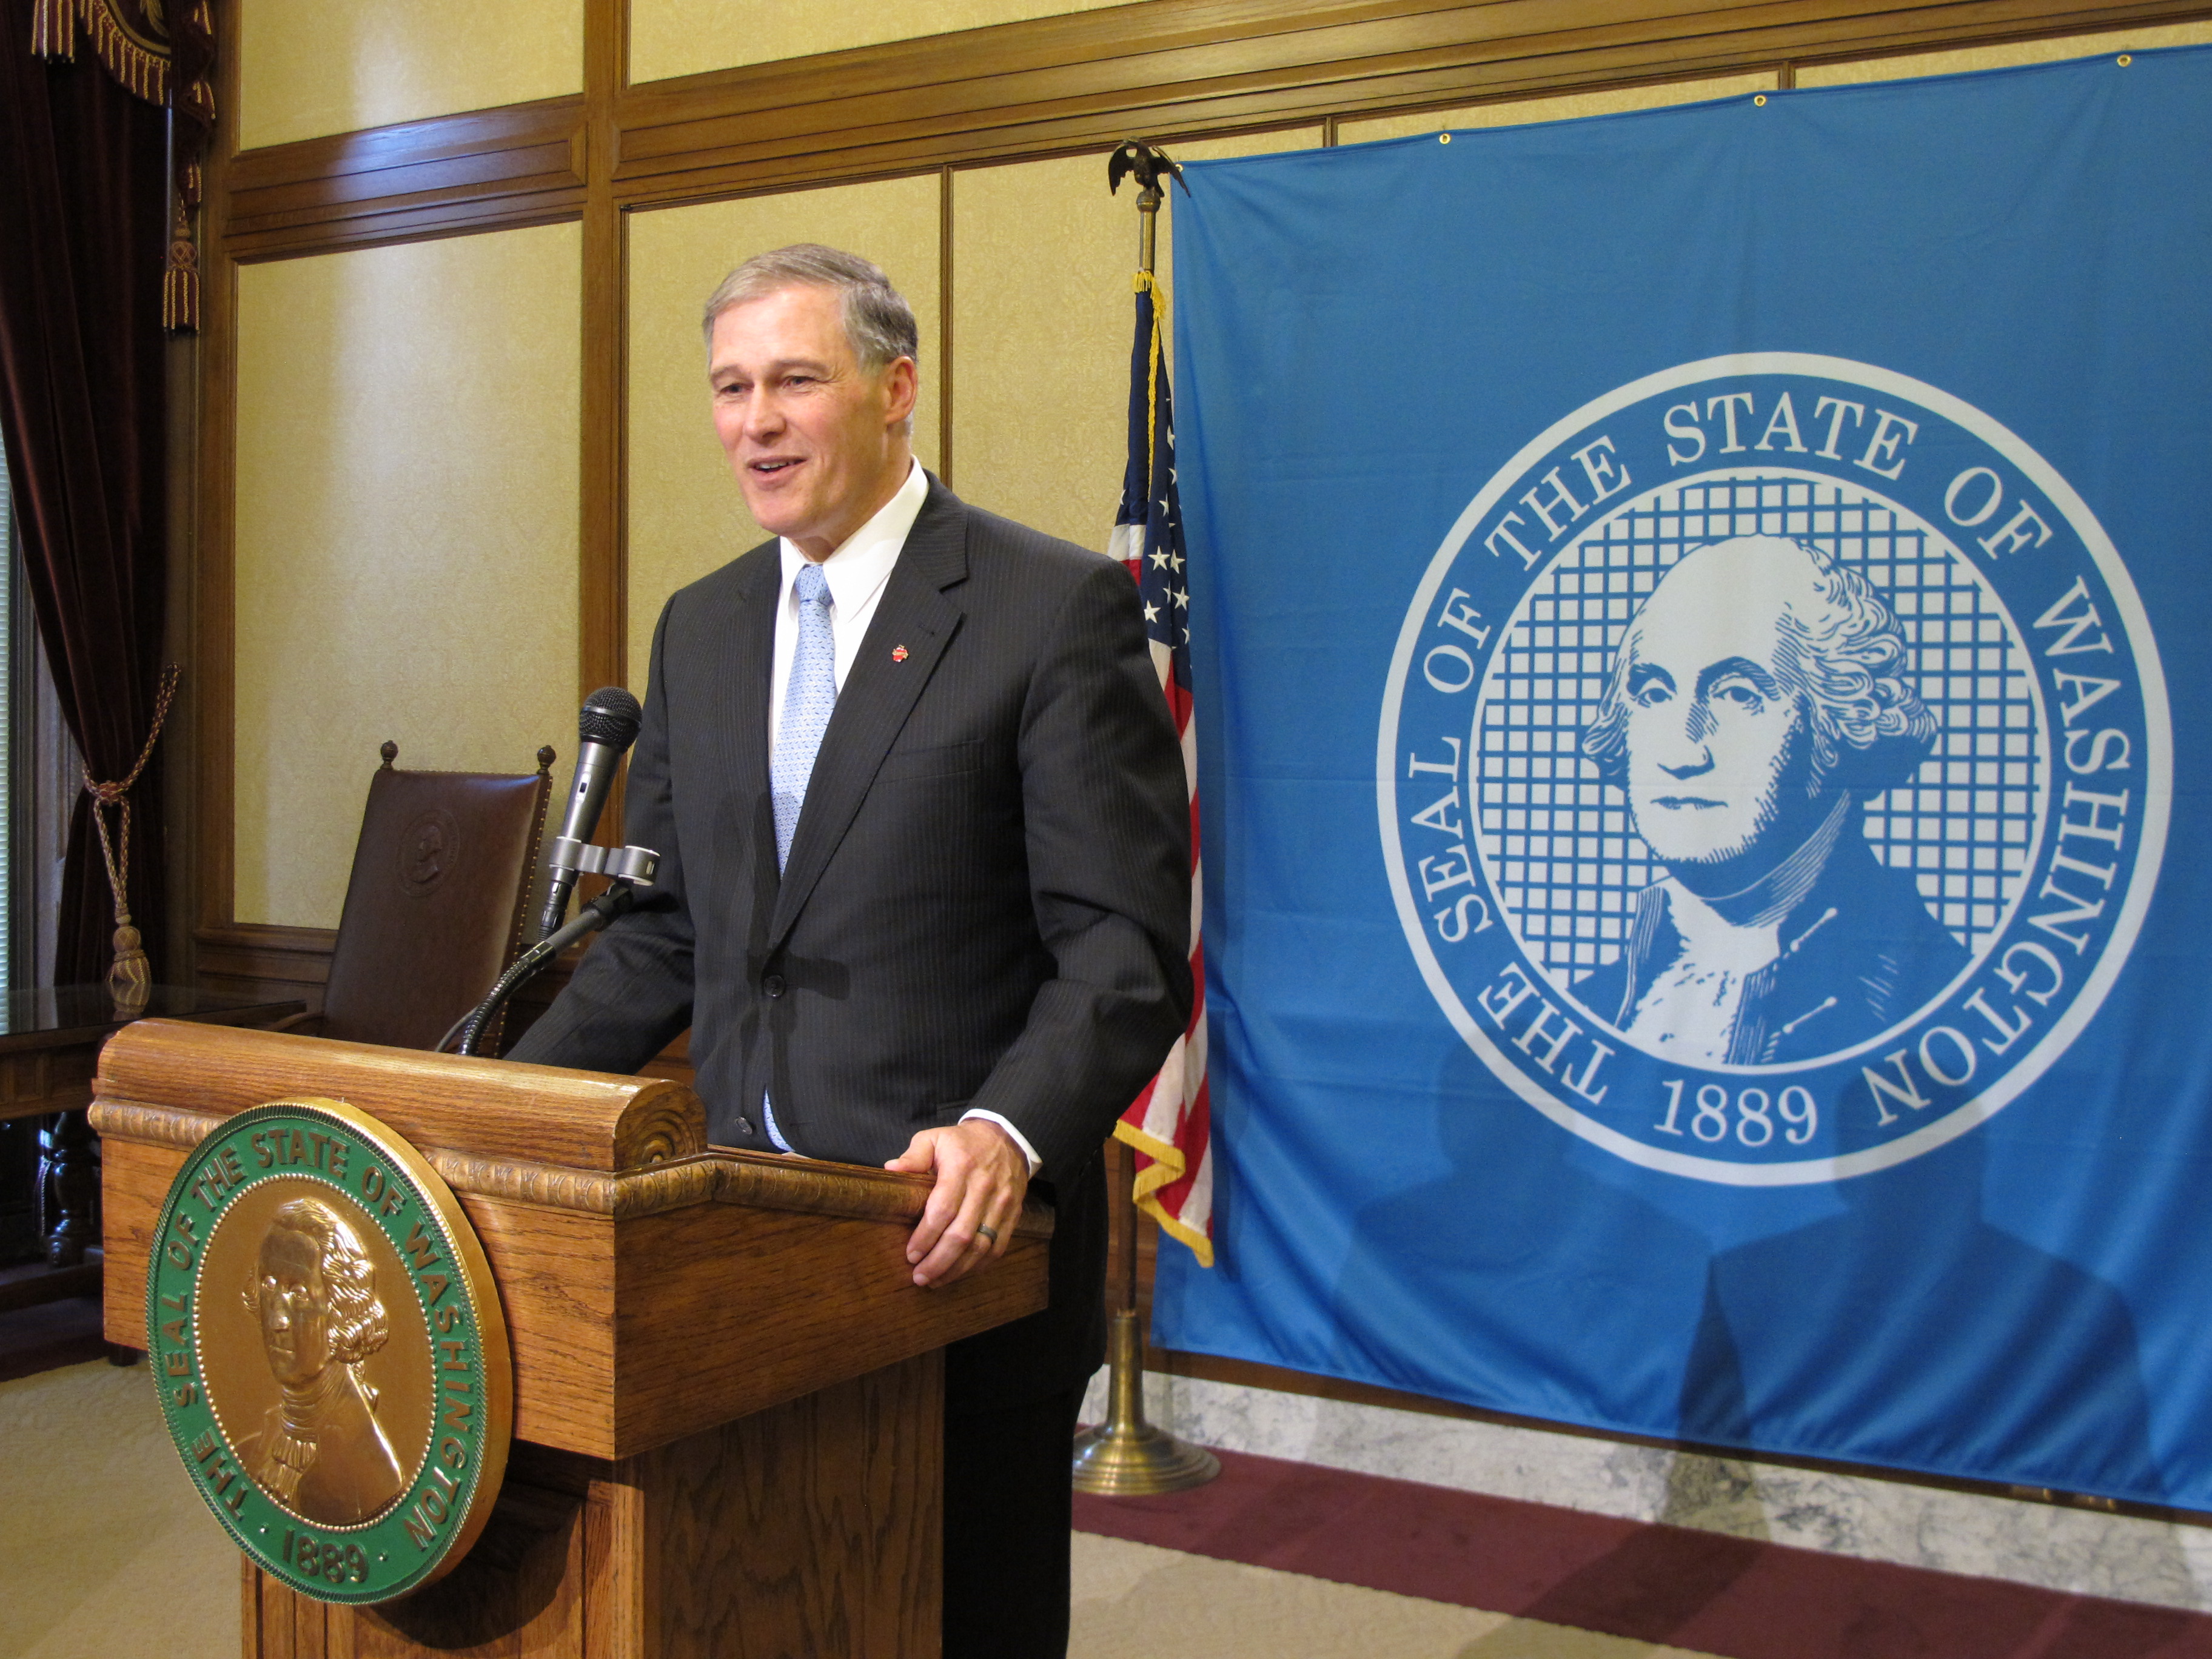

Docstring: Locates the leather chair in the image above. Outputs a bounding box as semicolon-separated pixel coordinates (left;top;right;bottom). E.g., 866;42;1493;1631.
282;741;555;1054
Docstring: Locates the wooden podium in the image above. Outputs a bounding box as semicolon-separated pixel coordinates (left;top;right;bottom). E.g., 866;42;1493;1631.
90;1019;1053;1658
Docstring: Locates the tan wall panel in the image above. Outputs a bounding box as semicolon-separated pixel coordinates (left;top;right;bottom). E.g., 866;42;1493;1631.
626;178;943;692
631;0;1122;85
949;128;1322;555
1340;72;1780;144
1798;21;2212;85
235;225;583;930
240;0;583;150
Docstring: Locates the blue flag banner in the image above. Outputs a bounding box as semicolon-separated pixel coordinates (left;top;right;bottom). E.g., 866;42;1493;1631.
1156;46;2212;1507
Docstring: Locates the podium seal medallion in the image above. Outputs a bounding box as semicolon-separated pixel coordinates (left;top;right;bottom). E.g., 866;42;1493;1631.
146;1097;513;1602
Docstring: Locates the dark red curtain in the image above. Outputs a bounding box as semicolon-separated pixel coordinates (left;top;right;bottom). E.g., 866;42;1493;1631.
0;0;171;985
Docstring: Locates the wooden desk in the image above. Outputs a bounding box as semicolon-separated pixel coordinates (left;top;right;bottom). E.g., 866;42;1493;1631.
0;986;303;1316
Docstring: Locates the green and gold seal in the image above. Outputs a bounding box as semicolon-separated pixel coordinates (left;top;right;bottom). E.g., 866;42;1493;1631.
147;1098;512;1603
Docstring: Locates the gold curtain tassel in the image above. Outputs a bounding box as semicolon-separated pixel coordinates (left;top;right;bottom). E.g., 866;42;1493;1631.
82;664;181;1009
29;0;73;57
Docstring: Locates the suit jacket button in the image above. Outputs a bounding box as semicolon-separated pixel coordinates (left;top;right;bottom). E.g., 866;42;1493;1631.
762;974;785;998
736;1116;754;1137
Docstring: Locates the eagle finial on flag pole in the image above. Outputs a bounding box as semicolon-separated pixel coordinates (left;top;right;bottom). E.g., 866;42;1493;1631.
1107;139;1189;275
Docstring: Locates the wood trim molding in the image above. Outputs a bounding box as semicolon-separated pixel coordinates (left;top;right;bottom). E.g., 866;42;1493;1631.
191;8;241;962
580;0;628;705
195;921;337;996
224;98;587;260
208;0;2212;260
90;1098;1054;1234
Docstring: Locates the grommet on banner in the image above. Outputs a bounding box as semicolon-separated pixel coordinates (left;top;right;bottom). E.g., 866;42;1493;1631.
1755;93;1768;105
1439;132;1452;143
2118;53;2133;65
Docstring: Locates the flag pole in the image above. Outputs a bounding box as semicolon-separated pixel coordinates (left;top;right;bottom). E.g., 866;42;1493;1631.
1073;139;1219;1498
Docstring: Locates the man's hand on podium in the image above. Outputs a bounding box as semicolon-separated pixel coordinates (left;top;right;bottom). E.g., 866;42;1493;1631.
886;1119;1029;1289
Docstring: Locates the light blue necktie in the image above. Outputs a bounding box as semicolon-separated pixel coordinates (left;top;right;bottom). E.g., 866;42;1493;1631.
772;561;836;873
763;561;835;1154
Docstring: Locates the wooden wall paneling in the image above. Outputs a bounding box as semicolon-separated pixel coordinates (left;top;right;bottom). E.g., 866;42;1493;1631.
172;0;2212;266
602;0;2212;193
939;165;956;489
223;99;588;260
163;326;200;987
195;920;337;1007
582;0;629;718
192;0;243;976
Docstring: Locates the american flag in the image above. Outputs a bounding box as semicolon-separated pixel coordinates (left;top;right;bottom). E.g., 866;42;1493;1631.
1108;270;1213;1267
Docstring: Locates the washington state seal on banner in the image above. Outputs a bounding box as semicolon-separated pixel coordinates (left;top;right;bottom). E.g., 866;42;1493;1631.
1379;354;2170;1185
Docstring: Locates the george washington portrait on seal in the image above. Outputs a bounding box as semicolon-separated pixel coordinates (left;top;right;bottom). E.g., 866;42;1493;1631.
235;1198;407;1526
1575;533;1969;1066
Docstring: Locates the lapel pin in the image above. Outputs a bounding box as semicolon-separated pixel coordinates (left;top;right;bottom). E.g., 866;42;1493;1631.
891;645;910;662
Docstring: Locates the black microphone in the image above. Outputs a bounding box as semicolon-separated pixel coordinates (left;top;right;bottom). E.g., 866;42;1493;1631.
539;686;644;939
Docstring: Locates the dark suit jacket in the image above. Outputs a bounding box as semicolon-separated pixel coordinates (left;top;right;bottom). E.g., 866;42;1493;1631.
509;476;1193;1406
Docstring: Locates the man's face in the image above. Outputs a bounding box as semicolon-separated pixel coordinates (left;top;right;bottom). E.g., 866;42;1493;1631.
1617;540;1824;882
256;1227;330;1389
708;283;916;561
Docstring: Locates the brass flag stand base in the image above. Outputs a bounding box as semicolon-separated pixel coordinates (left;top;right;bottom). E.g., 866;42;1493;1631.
1072;1309;1220;1495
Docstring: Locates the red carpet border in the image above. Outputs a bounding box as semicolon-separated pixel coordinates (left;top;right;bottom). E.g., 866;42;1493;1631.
1072;1444;2212;1658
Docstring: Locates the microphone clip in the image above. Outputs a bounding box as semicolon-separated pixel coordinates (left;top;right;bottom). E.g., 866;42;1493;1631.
546;837;660;888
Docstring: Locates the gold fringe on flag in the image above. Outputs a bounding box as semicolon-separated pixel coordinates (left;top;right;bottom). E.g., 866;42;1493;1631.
1113;1116;1216;1265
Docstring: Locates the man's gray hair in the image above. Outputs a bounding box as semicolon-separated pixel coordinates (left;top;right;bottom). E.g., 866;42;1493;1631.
1581;537;1938;795
700;244;919;372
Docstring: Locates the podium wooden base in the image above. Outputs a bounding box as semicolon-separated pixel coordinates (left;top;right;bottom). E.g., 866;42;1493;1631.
90;1024;1048;1659
246;1349;943;1658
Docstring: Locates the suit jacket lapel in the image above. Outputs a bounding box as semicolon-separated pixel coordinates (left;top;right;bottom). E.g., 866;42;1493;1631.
718;545;780;813
768;481;967;948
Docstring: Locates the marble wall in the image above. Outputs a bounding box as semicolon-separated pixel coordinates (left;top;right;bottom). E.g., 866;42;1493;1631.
1085;1367;2212;1609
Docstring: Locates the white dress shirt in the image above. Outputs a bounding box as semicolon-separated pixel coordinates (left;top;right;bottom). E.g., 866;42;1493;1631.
764;459;1042;1175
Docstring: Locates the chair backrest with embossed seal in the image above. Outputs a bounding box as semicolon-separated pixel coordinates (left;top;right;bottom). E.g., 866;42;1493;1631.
313;742;555;1053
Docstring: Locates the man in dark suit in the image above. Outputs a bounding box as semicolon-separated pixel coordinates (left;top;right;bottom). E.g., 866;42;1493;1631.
508;244;1191;1657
